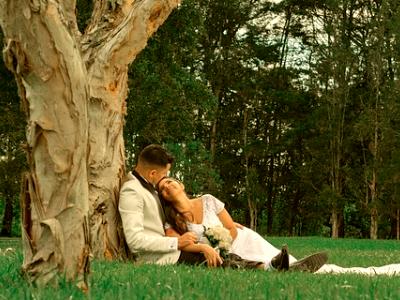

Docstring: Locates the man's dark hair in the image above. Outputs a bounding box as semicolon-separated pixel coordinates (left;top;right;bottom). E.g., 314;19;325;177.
138;144;174;167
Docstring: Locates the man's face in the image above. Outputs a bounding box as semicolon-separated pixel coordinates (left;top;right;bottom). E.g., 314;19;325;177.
150;163;171;186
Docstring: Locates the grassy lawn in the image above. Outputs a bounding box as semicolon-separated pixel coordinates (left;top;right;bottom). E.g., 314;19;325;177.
1;237;399;299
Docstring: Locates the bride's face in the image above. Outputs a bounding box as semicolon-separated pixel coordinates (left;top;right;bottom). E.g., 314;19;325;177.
157;178;184;202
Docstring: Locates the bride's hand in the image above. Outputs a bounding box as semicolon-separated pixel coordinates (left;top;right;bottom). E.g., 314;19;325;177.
234;222;244;229
200;244;223;267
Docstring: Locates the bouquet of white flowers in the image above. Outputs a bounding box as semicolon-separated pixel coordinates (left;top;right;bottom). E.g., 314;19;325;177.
202;225;233;258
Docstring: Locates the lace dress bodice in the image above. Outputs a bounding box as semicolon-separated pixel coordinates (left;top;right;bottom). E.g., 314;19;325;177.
186;194;225;241
164;194;225;241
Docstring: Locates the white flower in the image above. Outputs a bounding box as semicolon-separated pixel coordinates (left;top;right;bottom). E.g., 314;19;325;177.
203;225;232;256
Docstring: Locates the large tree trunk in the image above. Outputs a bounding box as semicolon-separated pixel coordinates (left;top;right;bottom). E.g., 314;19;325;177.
81;0;181;259
0;0;180;286
1;0;91;287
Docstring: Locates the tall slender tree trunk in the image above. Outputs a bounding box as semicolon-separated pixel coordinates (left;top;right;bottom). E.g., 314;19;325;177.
330;150;342;239
368;39;382;239
361;137;369;209
370;206;378;239
210;120;218;163
266;153;275;235
209;88;220;162
279;3;292;69
265;116;279;236
329;70;348;238
243;108;257;230
369;169;378;239
330;210;339;238
0;194;13;236
315;1;357;239
369;137;379;241
397;209;399;240
0;0;180;286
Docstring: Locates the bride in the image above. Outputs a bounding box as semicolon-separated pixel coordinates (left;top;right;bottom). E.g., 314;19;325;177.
157;177;400;275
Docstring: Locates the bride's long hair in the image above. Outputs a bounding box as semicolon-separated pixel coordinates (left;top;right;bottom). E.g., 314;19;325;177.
157;178;193;235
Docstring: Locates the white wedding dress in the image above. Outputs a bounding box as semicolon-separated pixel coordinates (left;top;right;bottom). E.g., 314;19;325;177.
184;194;400;275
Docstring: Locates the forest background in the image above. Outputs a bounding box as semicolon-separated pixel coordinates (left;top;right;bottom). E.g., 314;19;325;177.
1;0;400;241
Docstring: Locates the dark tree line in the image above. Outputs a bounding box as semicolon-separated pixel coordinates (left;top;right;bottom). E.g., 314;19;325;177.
0;29;26;237
1;0;400;239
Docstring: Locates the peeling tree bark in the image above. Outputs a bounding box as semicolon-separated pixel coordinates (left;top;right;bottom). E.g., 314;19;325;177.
81;0;181;259
0;0;90;287
0;0;180;286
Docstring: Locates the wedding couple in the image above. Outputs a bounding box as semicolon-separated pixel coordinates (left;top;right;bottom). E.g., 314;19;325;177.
119;144;400;275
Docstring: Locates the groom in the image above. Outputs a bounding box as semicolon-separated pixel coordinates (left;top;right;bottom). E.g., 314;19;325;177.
119;144;202;264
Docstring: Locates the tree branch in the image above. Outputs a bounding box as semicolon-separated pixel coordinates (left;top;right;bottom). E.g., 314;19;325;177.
82;0;181;70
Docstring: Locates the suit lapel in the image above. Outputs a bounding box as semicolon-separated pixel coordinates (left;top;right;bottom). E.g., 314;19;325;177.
131;171;165;221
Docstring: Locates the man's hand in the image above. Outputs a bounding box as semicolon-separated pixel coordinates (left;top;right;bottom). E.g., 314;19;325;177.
177;232;197;249
200;244;223;267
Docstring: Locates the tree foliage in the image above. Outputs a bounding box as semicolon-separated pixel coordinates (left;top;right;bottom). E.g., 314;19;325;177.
0;29;26;237
1;0;400;246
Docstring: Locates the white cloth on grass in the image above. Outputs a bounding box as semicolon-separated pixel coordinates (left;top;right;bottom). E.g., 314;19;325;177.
316;263;400;275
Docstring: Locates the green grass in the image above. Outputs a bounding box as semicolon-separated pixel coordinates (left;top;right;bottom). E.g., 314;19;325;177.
1;237;399;299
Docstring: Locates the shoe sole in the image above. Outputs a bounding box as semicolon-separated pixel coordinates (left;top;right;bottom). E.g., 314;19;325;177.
289;251;328;273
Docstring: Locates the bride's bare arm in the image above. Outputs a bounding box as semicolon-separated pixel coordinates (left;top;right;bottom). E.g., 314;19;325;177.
217;209;238;240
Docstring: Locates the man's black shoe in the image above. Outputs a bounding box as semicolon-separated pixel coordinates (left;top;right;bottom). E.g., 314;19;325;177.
271;244;289;271
289;251;328;273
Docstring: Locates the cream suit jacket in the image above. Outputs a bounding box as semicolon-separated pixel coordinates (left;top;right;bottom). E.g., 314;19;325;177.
119;172;180;264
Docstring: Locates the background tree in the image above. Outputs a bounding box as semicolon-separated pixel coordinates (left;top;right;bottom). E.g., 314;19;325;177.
355;0;400;239
302;0;364;238
0;29;26;237
125;0;221;195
